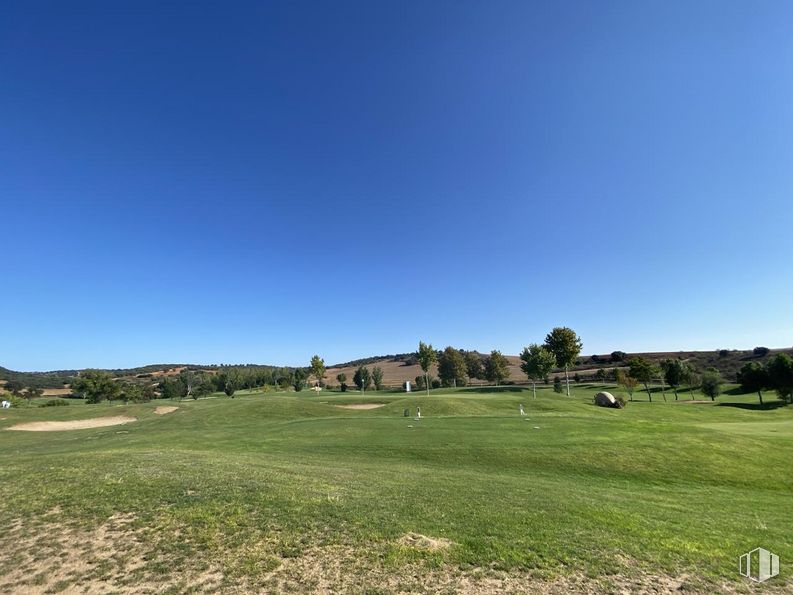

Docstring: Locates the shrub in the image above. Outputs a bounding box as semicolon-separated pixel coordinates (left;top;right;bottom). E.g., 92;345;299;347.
615;395;627;408
611;351;626;363
431;378;441;389
553;377;563;394
40;399;70;407
753;346;770;357
700;368;723;401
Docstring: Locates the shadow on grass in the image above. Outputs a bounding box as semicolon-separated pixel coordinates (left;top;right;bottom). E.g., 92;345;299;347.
463;386;527;394
717;400;789;411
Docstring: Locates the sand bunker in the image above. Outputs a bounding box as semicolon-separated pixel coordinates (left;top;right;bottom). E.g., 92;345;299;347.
6;416;136;432
334;403;385;410
154;406;178;415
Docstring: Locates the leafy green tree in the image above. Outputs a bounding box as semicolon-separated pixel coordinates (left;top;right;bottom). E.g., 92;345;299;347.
72;370;120;404
519;344;556;399
679;363;698;399
142;384;157;402
24;386;43;404
336;372;348;392
309;355;326;389
595;368;607;383
737;362;769;405
485;350;510;386
616;369;638;401
627;357;660;402
766;353;793;404
416;341;437;396
4;380;24;396
119;383;142;404
700;368;723;401
543;327;582;396
160;377;186;400
610;351;627;362
438;347;467;388
372;366;384;390
224;382;236;398
353;366;371;393
464;351;484;381
191;374;214;399
292;368;307;392
660;359;686;400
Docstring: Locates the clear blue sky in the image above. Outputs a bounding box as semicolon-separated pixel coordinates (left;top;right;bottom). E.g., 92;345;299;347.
2;1;792;371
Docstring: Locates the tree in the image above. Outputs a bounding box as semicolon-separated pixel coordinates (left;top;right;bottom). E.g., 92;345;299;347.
119;383;142;404
24;386;43;404
679;363;698;399
766;353;793;404
553;376;563;393
595;368;607;383
293;368;307;392
4;380;24;396
437;347;467;388
616;369;638;401
519;344;556;399
72;370;120;404
484;350;510;386
372;366;384;390
737;362;769;405
627;357;659;402
610;351;627;363
753;346;770;357
336;372;348;392
224;382;236;398
543;327;582;396
416;341;437;396
700;368;723;401
464;351;484;381
660;359;686;400
353;366;371;393
309;355;326;389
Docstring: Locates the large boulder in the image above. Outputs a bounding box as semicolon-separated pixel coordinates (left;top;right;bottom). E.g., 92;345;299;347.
594;391;623;409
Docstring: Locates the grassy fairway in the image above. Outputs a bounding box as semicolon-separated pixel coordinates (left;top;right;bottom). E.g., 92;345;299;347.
0;385;791;593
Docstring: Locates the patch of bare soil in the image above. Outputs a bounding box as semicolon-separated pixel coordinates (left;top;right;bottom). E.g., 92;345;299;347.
1;516;788;594
0;513;224;595
334;403;386;410
154;406;178;415
6;416;136;432
399;532;455;551
256;544;758;594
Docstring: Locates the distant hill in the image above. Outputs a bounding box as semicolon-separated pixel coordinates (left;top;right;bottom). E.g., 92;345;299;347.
2;347;791;391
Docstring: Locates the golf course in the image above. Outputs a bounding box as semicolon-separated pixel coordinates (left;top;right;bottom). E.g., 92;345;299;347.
1;385;790;593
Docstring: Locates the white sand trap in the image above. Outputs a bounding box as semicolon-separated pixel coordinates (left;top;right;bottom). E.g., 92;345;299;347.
154;406;178;415
334;403;386;410
7;416;136;432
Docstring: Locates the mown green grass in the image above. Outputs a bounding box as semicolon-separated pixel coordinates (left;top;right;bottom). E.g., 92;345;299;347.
0;384;791;591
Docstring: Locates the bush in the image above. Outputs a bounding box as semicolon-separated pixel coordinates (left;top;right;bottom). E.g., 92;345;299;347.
718;349;730;358
611;351;626;363
431;378;441;390
39;399;70;407
753;346;770;357
553;377;563;394
615;395;626;407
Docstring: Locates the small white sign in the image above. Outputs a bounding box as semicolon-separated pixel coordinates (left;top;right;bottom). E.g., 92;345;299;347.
405;381;411;392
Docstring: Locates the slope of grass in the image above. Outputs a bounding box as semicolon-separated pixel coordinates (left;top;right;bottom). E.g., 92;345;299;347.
0;385;790;592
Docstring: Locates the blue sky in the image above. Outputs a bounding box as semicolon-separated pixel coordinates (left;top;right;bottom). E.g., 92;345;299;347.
2;1;792;371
